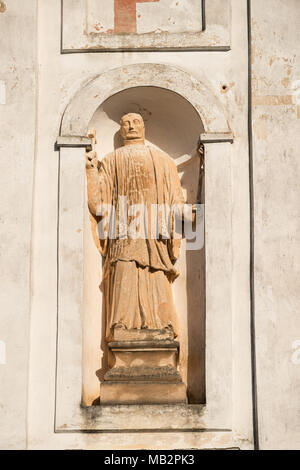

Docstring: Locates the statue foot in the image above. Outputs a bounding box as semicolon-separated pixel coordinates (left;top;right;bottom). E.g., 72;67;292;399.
114;323;126;330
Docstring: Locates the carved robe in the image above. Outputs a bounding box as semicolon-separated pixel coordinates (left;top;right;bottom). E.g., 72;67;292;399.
86;144;185;340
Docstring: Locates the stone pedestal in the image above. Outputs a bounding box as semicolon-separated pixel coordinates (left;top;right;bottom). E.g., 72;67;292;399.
100;329;187;405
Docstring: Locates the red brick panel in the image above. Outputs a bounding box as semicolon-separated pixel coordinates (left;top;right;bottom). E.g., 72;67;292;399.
114;0;160;34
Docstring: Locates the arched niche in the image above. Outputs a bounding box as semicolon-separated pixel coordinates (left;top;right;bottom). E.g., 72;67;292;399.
55;63;234;430
82;85;206;405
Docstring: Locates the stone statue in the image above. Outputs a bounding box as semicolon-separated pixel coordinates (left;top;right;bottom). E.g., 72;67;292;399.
86;113;187;404
86;113;185;342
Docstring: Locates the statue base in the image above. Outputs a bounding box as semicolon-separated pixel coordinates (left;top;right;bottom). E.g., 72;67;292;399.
100;329;187;405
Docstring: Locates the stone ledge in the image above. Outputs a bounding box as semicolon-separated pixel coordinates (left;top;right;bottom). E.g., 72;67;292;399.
200;132;234;144
54;403;234;433
108;340;179;350
56;135;92;148
100;381;187;405
105;365;182;382
113;327;174;342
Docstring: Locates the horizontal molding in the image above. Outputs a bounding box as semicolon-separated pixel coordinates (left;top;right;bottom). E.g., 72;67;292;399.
61;46;231;54
200;132;234;144
56;136;92;148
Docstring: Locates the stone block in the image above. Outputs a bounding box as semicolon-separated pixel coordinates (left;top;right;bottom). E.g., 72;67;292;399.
100;382;187;405
101;333;187;405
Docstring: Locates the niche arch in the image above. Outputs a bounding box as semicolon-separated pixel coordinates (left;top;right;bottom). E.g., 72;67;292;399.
60;63;231;139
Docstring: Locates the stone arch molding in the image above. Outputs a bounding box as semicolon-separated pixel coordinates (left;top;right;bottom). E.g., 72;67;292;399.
59;63;233;144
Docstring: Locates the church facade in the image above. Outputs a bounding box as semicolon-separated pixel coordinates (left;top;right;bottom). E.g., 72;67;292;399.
0;0;300;450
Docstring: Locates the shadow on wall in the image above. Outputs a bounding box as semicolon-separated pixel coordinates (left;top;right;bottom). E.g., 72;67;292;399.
84;86;206;405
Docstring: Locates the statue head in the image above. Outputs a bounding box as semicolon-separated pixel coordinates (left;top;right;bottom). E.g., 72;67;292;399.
120;113;145;145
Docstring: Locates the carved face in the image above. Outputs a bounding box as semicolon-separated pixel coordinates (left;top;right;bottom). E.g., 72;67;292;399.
120;113;145;143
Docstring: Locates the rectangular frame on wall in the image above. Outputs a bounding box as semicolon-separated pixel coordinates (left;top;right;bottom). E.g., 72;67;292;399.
54;139;233;434
61;0;231;52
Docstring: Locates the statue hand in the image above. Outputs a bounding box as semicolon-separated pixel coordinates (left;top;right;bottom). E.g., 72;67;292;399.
86;150;98;170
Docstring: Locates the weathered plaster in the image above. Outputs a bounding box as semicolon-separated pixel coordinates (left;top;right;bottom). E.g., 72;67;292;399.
62;0;230;52
0;0;37;450
60;63;232;138
251;0;300;450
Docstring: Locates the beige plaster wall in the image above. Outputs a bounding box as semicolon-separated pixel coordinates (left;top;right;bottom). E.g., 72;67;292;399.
0;0;37;450
251;0;300;450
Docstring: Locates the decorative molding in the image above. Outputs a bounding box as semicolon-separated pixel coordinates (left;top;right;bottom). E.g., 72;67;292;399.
56;136;92;148
61;0;230;52
60;63;231;138
200;132;234;144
